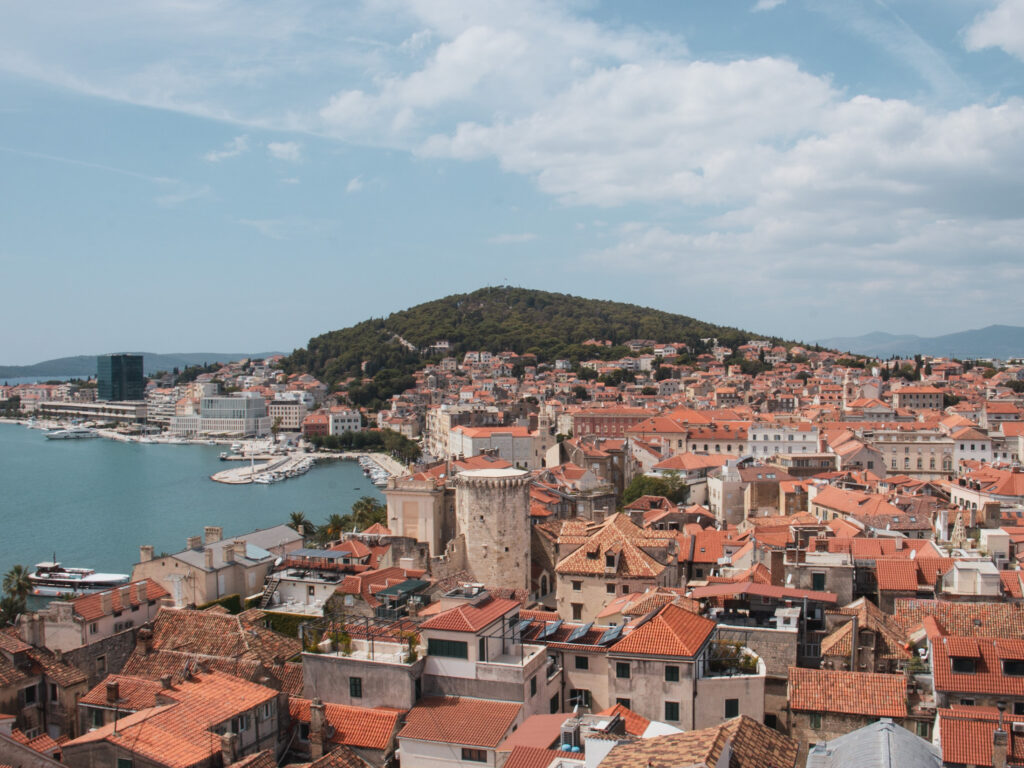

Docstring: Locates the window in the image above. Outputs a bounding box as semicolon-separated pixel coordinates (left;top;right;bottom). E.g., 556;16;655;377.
572;580;582;591
664;701;679;721
349;677;363;698
916;721;930;738
960;698;975;706
117;760;134;768
89;622;98;634
812;573;826;591
49;683;57;699
550;694;560;714
809;712;822;729
23;685;37;705
427;639;468;658
231;715;250;732
1004;661;1024;676
572;603;583;621
616;698;631;708
299;722;310;741
308;586;316;596
606;583;616;594
261;701;274;720
605;554;615;568
951;657;976;674
530;676;537;696
665;665;679;682
575;656;589;670
616;662;631;679
97;656;106;675
91;708;104;729
479;637;487;661
725;698;739;718
461;748;487;763
569;689;591;708
1014;702;1024;716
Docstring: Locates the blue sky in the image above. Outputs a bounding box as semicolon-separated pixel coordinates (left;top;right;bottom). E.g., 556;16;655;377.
2;0;1023;364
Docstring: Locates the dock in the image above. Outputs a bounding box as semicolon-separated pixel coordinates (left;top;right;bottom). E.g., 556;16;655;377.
210;454;314;485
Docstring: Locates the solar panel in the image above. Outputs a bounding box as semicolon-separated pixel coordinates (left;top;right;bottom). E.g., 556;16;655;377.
537;619;563;639
598;623;624;645
565;622;593;644
515;619;533;636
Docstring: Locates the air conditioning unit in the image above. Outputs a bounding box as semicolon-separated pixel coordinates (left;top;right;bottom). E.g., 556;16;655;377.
1012;722;1024;736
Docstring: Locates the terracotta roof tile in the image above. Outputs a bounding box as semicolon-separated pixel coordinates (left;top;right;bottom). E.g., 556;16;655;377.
398;696;521;748
289;698;401;751
418;596;520;633
610;603;715;657
788;667;907;718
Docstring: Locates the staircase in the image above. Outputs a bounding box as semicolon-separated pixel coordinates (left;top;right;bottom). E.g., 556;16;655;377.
258;574;281;609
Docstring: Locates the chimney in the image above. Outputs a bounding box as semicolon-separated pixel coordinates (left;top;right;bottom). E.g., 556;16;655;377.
992;702;1009;768
139;545;154;563
223;543;235;563
100;590;113;616
233;539;247;558
310;698;326;760
136;627;153;656
136;580;147;603
204;526;223;544
205;549;214;570
106;681;120;704
220;732;239;765
119;585;133;609
186;535;202;550
160;674;172;690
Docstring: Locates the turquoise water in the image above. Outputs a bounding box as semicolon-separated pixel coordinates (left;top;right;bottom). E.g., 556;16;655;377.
0;423;382;580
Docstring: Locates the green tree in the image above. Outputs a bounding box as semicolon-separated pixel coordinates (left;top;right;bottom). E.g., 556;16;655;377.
323;513;347;541
621;474;688;507
0;594;25;627
3;565;31;601
287;511;315;536
349;496;387;530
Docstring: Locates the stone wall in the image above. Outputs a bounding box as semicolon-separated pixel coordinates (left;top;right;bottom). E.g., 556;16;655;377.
454;472;531;591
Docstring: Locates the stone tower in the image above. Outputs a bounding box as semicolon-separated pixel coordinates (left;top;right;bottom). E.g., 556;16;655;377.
454;467;532;591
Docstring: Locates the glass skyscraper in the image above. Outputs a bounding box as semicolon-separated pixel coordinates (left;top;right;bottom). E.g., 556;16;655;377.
97;354;145;401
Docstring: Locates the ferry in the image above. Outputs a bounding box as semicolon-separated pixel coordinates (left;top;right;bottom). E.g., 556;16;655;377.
44;427;100;440
29;562;131;597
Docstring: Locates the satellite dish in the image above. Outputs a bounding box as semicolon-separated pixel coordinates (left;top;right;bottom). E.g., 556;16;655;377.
274;557;283;567
324;724;336;739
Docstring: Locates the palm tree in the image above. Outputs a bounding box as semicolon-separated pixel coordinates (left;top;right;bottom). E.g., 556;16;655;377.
3;564;31;601
0;593;25;627
287;511;314;536
350;496;386;531
324;513;347;542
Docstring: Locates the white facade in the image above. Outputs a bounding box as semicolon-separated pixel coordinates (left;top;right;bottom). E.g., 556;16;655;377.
329;408;362;435
747;423;819;457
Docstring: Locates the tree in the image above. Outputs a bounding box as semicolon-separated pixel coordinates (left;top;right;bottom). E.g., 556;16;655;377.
573;386;590;401
271;416;283;437
349;496;387;530
3;565;31;601
0;594;24;627
287;511;315;536
323;513;347;541
621;474;688;507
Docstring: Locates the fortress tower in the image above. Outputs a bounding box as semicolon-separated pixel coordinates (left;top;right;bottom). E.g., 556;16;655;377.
454;467;532;591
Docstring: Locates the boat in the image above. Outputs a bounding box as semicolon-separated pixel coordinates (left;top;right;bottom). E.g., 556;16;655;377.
29;561;130;597
44;427;100;440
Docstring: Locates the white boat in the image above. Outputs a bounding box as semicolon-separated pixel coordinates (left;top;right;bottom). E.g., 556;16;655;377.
29;562;130;597
45;427;100;440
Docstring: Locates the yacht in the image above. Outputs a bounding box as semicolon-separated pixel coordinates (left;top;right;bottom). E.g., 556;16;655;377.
44;427;100;440
29;562;130;597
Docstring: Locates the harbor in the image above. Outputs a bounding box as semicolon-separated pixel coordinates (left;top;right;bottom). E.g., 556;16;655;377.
0;421;386;581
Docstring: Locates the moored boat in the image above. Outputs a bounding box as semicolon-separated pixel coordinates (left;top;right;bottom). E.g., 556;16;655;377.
29;562;130;597
44;427;100;440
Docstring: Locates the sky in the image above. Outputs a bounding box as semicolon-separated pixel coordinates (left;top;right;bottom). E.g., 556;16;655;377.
2;0;1023;364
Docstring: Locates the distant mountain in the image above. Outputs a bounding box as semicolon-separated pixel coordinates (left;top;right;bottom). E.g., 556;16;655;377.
816;325;1024;359
0;352;282;381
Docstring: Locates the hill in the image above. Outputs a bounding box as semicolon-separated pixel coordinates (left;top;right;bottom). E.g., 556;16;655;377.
280;286;779;405
816;325;1024;359
0;352;282;380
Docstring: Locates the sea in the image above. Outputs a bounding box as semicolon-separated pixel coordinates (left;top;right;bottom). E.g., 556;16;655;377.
0;422;383;586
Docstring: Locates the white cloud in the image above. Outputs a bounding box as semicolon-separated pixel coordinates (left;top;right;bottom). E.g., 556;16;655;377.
204;135;249;162
488;233;537;244
964;0;1024;60
280;177;300;185
267;141;301;162
752;0;785;11
155;184;211;208
346;176;363;193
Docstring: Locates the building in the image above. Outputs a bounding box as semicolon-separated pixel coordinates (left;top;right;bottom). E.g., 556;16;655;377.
267;399;307;432
329;407;362;435
131;525;303;607
97;354;144;401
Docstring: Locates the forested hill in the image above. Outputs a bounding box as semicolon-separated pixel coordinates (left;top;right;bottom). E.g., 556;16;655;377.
280;287;777;400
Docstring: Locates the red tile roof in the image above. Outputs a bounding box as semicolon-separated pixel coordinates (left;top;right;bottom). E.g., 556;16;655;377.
289;698;401;751
398;696;521;748
938;708;1024;767
596;703;650;736
610;603;715;658
418;596;520;633
788;667;907;718
72;580;169;621
931;635;1024;697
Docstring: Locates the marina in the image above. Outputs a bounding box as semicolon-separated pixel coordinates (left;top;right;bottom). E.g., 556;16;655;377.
0;421;385;582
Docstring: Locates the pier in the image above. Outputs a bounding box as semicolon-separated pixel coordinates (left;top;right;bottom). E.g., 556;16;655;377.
210;453;314;485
